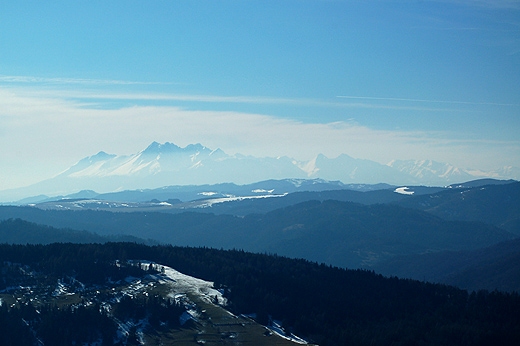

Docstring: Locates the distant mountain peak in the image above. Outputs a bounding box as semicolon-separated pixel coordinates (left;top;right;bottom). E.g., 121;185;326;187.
185;143;206;151
141;142;214;156
142;141;182;154
62;151;116;175
88;151;115;161
386;159;473;185
209;148;228;159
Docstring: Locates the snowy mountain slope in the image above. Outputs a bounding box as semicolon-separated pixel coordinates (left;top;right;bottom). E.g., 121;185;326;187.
57;142;305;185
386;159;476;185
305;153;414;184
1;142;518;202
58;142;515;187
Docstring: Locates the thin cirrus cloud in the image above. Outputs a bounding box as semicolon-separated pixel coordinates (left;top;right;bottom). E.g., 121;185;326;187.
336;95;520;107
0;75;474;113
429;0;520;9
17;88;465;114
0;75;176;86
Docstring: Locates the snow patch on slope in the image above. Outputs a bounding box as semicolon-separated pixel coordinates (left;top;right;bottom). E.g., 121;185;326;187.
394;187;414;195
194;193;288;208
136;261;226;306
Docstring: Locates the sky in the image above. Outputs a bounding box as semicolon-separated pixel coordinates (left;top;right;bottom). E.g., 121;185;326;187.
0;0;519;190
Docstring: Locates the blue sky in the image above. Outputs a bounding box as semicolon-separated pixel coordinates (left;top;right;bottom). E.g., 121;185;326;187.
0;0;519;189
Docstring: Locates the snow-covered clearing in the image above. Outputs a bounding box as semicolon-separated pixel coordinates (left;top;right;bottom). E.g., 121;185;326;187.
134;261;226;306
126;261;311;345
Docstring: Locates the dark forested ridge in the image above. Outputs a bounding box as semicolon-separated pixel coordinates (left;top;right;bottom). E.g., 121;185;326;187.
0;243;519;346
395;181;520;234
374;237;520;292
0;218;150;244
0;200;513;269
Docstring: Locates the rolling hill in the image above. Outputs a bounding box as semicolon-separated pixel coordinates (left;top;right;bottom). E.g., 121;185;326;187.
0;199;513;269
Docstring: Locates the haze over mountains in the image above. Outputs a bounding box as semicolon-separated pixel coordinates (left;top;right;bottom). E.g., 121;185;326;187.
1;141;518;203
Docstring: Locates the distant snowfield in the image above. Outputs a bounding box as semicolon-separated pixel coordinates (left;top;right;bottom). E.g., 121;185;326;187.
394;187;414;195
194;193;288;208
31;191;291;212
198;191;219;196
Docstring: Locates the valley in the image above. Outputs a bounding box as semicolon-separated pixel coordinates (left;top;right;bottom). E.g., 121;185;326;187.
1;179;518;288
0;178;519;344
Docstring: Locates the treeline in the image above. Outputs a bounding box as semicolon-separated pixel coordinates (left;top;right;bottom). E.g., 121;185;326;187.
0;243;185;345
0;293;183;345
0;241;145;287
0;217;108;244
1;242;519;345
0;218;150;245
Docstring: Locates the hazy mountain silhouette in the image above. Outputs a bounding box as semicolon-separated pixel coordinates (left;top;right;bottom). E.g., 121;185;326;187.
2;142;518;202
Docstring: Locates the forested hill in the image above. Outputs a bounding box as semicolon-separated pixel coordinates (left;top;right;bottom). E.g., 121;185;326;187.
0;201;512;269
0;218;150;244
1;242;519;345
395;181;520;234
374;236;520;292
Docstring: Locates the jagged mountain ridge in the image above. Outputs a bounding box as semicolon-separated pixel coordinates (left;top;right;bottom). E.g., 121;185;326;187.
387;159;475;183
387;159;520;183
57;142;518;183
58;141;520;185
58;141;303;185
1;141;518;202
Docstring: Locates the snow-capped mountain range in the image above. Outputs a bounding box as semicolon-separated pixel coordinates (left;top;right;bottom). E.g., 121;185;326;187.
1;141;518;202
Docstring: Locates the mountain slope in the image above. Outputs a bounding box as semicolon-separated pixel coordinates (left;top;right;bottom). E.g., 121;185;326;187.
241;200;514;267
395;181;520;234
373;237;520;292
0;218;151;244
0;244;303;345
387;159;475;184
2;243;520;346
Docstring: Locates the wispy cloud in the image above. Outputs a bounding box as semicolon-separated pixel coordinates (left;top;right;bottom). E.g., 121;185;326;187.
6;86;468;114
61;91;457;112
336;95;520;107
428;0;520;10
0;75;176;86
3;75;511;114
